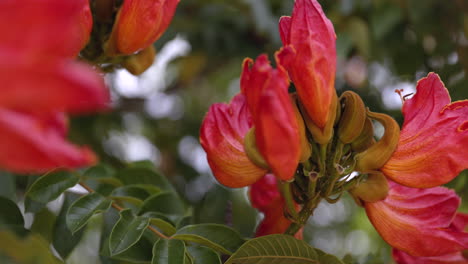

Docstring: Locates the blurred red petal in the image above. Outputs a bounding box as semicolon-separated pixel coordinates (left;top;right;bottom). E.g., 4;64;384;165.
241;55;300;181
382;73;468;188
0;110;97;173
365;181;468;257
200;94;267;188
0;54;109;114
108;0;180;55
278;0;336;128
0;0;92;58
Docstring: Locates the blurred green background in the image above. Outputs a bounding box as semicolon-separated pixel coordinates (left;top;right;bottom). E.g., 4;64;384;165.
7;0;468;263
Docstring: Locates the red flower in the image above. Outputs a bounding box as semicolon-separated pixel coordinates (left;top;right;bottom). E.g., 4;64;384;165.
0;0;109;173
277;0;336;129
365;180;468;257
382;73;468;188
241;55;301;181
106;0;180;55
200;94;267;188
250;174;302;239
392;214;468;264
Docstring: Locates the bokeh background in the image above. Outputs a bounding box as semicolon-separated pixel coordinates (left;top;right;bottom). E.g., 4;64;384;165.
4;0;468;263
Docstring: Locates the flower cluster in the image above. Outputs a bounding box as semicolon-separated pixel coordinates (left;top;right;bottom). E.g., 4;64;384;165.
200;0;468;262
0;0;109;173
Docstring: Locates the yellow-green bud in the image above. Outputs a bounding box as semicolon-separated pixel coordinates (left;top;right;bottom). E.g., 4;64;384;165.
337;91;366;144
244;127;269;169
351;117;375;153
122;45;156;75
355;111;400;172
350;172;389;205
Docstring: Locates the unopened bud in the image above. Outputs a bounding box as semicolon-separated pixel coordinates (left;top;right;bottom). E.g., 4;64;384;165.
291;94;312;163
350;172;389;204
301;93;338;145
121;46;156;75
244;127;269;170
355;111;400;172
351;118;375;153
337;91;366;144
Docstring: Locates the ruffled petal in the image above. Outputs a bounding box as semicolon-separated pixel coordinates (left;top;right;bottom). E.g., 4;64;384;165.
200;94;267;188
365;181;468;257
277;0;336;128
241;55;300;181
0;54;109;114
0;110;97;173
107;0;180;55
382;73;468;188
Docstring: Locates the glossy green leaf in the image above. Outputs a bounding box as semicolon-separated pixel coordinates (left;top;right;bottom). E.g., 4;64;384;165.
151;239;186;264
0;196;24;227
101;236;154;263
225;234;318;264
109;209;150;255
148;217;176;237
116;167;173;191
30;209;56;242
83;164;115;179
138;192;185;222
187;245;221;264
24;171;78;212
315;248;345;264
52;193;85;259
66;192;112;233
173;224;245;255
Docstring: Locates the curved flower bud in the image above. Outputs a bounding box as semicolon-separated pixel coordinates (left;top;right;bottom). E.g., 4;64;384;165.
0;111;96;173
249;174;302;239
277;0;336;129
241;55;300;181
351;117;375;153
200;94;267;188
392;213;468;264
355;111;400;173
122;46;156;75
349;172;389;205
337;91;366;144
106;0;180;55
365;181;468;257
382;73;468;188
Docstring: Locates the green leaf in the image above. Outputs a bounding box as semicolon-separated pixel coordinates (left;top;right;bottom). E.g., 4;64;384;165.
52;193;85;259
83;164;115;179
0;196;24;227
30;209;56;242
101;236;154;263
187;245;221;264
315;248;345;264
109;209;150;255
139;192;185;222
66;192;112;233
25;171;79;211
116;167;173;191
148;218;176;237
173;224;245;255
225;234;318;264
0;172;16;200
0;231;63;264
151;239;186;264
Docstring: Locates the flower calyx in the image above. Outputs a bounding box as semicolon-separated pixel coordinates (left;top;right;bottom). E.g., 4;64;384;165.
244;127;270;170
349;172;389;207
337;91;366;144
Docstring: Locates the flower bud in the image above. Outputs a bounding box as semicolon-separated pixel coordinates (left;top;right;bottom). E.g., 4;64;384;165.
350;172;389;204
244;127;269;170
351;117;375;153
300;92;338;145
355;111;400;172
122;46;156;75
337;91;366;144
291;94;312;163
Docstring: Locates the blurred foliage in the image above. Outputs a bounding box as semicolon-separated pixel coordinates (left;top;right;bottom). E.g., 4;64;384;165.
2;0;468;263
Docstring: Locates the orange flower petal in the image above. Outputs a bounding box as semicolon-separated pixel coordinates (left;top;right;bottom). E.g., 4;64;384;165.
365;181;468;257
200;94;267;188
277;0;336;128
241;55;300;181
107;0;180;55
0;110;97;173
382;73;468;188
